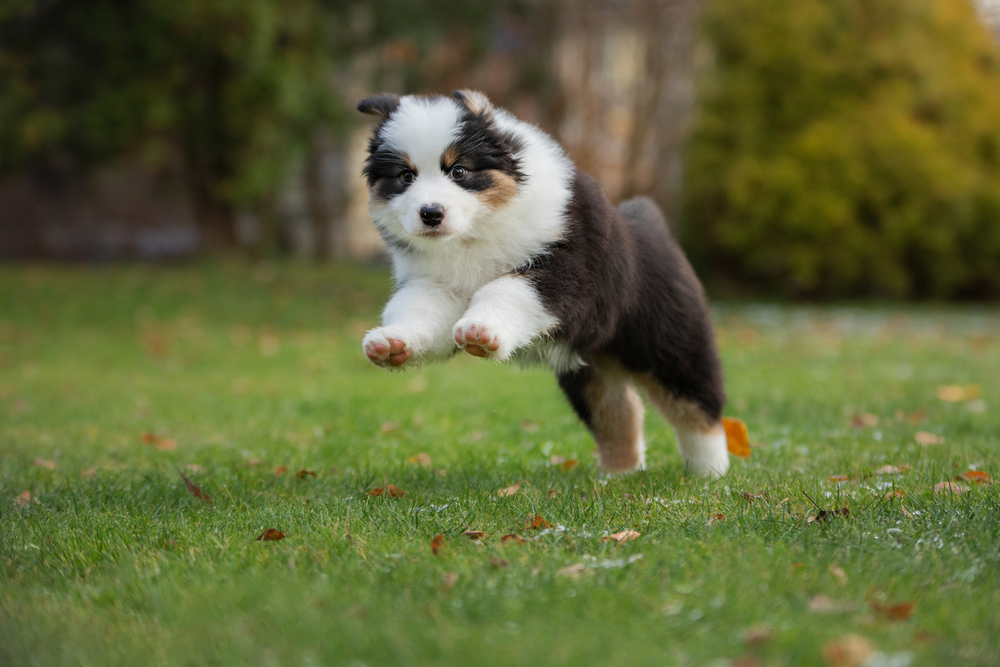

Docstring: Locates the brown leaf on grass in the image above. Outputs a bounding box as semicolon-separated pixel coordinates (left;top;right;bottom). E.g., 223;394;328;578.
915;431;942;445
871;600;914;621
895;409;927;424
32;458;55;470
155;439;176;451
557;563;588;579
246;458;262;467
368;484;405;498
822;634;874;667
547;489;560;500
497;481;522;498
937;384;980;402
178;471;211;503
491;557;509;569
604;529;641;543
723;417;752;457
295;469;317;479
829;475;850;482
463;530;486;540
407;452;432;468
829;564;848;585
883;490;906;499
140;432;176;450
15;490;32;508
525;515;553;530
430;533;445;556
256;528;285;541
742;492;769;502
874;465;902;476
708;513;727;525
500;534;527;545
934;481;966;494
960;470;991;484
808;508;849;523
274;466;287;476
850;413;879;428
900;504;913;519
560;459;578;471
442;572;458;592
808;595;854;614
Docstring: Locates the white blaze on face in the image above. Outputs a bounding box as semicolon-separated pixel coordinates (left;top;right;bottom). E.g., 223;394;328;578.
373;97;489;241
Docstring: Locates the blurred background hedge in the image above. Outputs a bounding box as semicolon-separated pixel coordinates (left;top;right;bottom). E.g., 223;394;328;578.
2;0;1000;299
684;0;1000;298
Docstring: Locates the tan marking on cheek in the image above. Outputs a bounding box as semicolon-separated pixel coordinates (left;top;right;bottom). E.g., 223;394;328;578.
476;170;519;209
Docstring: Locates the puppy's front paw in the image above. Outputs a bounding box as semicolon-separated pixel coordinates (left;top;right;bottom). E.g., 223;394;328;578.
363;328;415;369
453;320;506;360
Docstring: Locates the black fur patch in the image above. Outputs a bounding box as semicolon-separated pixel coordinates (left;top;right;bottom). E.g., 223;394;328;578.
362;147;415;200
518;174;726;422
443;110;524;191
357;93;400;119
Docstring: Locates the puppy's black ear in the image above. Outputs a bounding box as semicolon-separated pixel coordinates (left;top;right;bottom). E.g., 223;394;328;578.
357;93;400;119
452;89;493;118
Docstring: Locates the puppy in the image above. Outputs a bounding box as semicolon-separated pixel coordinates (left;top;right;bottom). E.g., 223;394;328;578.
358;90;728;477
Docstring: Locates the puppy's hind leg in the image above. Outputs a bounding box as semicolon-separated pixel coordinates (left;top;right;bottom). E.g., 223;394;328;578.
558;361;646;474
636;376;729;478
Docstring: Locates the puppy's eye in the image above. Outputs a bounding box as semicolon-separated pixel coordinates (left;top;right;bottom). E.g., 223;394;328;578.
450;165;466;180
400;170;415;184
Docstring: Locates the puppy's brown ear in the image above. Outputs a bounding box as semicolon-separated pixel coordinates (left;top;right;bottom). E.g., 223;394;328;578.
452;89;493;117
357;93;400;119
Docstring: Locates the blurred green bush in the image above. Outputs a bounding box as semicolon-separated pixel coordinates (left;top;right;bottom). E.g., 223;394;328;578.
684;0;1000;298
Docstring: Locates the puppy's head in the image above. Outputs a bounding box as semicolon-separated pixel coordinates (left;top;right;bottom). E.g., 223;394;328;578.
358;90;523;247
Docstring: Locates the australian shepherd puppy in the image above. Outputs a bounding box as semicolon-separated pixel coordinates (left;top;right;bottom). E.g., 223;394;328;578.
357;90;729;477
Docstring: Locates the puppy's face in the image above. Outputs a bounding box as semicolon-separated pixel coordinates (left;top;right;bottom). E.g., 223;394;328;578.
359;91;522;247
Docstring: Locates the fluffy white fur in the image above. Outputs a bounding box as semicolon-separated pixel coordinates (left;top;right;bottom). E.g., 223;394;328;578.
674;426;730;477
365;96;574;366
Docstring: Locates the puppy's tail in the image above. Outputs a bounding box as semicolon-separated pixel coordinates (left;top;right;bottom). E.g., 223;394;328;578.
617;196;672;235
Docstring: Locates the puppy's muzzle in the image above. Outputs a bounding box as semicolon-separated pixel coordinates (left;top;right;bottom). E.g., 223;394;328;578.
419;203;445;227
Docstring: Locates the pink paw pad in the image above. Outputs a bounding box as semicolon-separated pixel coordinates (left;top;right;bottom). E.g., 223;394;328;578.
454;324;500;358
365;338;412;367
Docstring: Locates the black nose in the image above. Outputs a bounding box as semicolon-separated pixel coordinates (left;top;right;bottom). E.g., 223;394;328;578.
419;203;445;227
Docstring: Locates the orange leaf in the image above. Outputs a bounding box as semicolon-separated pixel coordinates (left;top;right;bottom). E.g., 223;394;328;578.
407;452;432;467
822;634;874;667
829;475;850;482
32;458;56;470
850;413;879;428
871;600;914;621
723;418;751;458
386;484;404;498
604;529;641;543
15;490;32;508
155;439;176;451
500;534;527;544
295;469;317;479
463;530;486;540
961;470;991;484
431;533;445;556
178;471;211;503
497;481;522;498
140;432;157;444
710;513;727;524
256;528;284;541
560;459;578;471
367;487;384;496
274;466;287;476
525;514;552;530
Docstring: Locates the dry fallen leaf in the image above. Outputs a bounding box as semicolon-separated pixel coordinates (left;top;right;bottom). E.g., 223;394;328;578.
274;466;287;476
850;413;879;428
874;465;902;476
883;490;906;499
295;469;317;479
937;384;980;402
525;514;553;530
829;475;850;482
497;481;522;498
463;530;486;540
15;490;32;508
431;533;445;556
914;431;942;445
934;481;966;494
178;470;211;503
442;572;457;592
708;513;727;525
547;489;560;500
367;484;405;498
560;459;578;471
500;534;527;545
896;409;927;424
900;504;913;519
491;557;509;569
822;634;874;667
557;563;588;579
723;417;752;458
256;528;285;541
829;564;848;585
32;458;55;470
960;470;991;484
604;529;641;544
871;600;914;621
808;595;854;614
407;452;432;467
742;491;768;502
140;432;176;450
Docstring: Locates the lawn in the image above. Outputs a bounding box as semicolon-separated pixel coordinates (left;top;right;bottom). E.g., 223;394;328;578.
1;262;998;667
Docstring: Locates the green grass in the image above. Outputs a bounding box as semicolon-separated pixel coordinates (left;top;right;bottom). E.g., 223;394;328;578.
1;262;999;666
